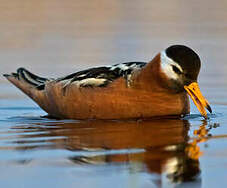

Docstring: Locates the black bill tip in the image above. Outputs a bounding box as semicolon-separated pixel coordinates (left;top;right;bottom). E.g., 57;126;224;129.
206;104;212;114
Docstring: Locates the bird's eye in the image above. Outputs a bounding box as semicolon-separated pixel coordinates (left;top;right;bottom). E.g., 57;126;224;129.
172;65;182;74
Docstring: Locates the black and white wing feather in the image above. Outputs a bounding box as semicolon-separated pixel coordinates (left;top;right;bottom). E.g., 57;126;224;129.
13;62;147;90
7;68;50;90
57;62;146;88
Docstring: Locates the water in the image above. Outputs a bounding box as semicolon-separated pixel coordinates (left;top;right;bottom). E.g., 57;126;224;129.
0;0;227;187
0;102;226;188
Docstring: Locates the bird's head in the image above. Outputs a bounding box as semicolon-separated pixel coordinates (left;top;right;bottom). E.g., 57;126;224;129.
160;45;212;118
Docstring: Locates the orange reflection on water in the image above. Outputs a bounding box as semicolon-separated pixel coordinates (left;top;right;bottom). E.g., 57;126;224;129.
6;118;213;183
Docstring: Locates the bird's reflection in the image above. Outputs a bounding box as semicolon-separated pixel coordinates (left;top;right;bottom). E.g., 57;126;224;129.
9;118;217;186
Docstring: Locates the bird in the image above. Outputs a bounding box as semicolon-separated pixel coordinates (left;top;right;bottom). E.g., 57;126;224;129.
3;45;212;120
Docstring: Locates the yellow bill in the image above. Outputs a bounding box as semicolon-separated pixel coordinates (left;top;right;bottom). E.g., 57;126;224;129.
184;82;212;119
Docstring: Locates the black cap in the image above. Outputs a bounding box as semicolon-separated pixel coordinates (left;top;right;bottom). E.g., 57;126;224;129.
166;45;201;82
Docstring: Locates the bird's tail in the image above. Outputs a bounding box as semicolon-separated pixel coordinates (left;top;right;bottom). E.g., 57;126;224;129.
3;67;48;98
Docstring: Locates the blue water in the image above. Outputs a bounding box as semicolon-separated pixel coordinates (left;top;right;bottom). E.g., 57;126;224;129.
0;98;226;188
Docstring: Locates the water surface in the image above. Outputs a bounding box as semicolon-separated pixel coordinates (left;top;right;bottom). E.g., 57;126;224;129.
0;100;226;188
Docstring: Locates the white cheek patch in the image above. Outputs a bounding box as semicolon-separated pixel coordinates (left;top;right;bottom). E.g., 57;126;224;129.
160;51;183;80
